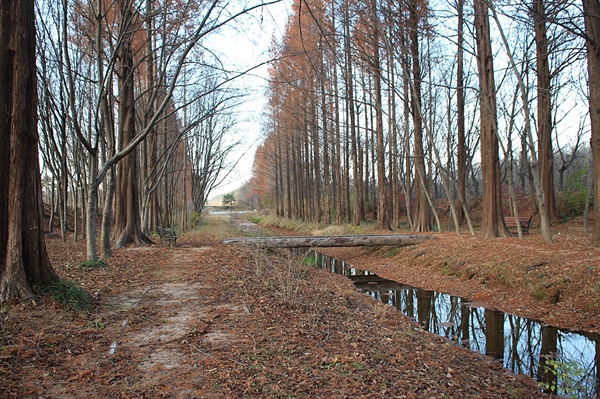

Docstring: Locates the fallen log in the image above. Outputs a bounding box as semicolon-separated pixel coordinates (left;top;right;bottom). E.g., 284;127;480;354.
222;234;433;248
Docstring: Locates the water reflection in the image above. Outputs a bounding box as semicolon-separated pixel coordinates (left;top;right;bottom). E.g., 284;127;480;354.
314;252;599;398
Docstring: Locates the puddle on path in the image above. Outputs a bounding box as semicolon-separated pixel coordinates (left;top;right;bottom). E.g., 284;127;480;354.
315;251;599;398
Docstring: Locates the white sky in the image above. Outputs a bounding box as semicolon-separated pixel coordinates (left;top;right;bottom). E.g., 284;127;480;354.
206;0;292;198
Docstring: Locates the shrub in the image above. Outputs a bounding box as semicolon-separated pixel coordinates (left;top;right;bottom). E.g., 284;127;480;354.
558;164;592;218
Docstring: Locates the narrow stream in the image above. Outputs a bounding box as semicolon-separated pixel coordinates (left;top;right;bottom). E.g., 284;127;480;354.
314;251;599;398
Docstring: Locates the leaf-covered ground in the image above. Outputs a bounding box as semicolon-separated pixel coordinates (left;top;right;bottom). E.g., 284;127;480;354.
4;216;592;398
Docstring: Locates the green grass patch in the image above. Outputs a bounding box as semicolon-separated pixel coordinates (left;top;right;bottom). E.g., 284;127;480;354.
246;213;265;224
44;279;91;310
385;247;400;257
531;286;547;301
303;252;317;266
75;260;107;269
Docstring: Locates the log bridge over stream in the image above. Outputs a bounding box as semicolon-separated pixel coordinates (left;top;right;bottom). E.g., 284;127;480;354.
222;234;434;249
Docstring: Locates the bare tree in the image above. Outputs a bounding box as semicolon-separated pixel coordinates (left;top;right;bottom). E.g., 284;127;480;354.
408;0;431;232
455;0;469;224
533;0;558;221
489;2;553;243
187;84;242;217
474;0;508;238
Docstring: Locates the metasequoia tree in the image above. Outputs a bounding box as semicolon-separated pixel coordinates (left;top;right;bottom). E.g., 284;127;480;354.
473;0;508;238
583;0;600;247
262;0;332;222
533;0;558;221
112;0;151;248
455;0;467;222
0;0;57;300
341;0;361;226
368;0;389;230
408;0;431;232
252;0;591;242
353;0;389;229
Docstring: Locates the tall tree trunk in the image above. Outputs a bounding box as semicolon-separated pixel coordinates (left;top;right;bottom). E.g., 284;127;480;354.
344;101;351;224
113;0;151;248
0;0;56;300
321;69;332;224
402;60;414;230
583;0;600;247
533;0;557;222
409;1;431;232
456;0;467;222
333;65;342;224
363;76;372;219
141;0;156;234
343;9;360;227
288;134;295;219
310;87;321;223
387;45;400;229
275;131;283;217
369;0;388;230
474;0;508;238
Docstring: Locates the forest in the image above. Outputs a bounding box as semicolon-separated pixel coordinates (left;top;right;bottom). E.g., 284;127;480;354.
1;0;600;396
247;0;600;246
1;0;600;296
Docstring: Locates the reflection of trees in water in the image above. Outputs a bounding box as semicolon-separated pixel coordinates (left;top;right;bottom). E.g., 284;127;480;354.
537;325;557;394
314;252;598;397
484;309;504;360
507;316;541;379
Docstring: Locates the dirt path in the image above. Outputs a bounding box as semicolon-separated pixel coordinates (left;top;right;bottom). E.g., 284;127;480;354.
45;246;248;398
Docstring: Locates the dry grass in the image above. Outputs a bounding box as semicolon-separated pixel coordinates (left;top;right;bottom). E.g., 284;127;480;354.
312;225;347;236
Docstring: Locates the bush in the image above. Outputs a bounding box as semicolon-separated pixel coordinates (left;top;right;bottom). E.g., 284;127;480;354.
557;190;592;218
558;164;592;218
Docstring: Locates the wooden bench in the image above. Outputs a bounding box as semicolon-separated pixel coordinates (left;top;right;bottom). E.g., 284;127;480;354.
156;226;177;246
504;216;533;234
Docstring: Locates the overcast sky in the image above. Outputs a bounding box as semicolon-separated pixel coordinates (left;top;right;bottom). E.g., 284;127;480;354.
206;0;291;198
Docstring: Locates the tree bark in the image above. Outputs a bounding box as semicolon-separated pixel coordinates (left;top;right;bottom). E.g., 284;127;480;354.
0;0;56;300
456;0;467;222
583;0;600;247
112;0;151;248
409;1;431;232
533;0;557;222
474;0;508;238
343;4;360;227
369;0;389;230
